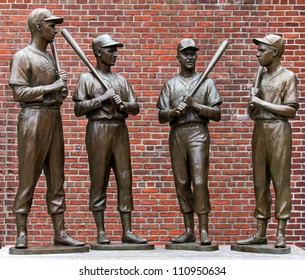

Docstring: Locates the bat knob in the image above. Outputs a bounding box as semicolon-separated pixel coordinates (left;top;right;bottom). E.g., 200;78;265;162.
62;87;68;97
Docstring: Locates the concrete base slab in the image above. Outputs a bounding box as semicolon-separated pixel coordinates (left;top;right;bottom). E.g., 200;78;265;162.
90;242;155;251
165;242;219;251
1;245;304;260
2;245;305;280
9;245;89;255
231;244;291;254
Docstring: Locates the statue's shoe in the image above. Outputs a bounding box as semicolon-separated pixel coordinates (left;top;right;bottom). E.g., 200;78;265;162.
97;231;111;244
122;231;147;244
275;234;286;248
54;230;85;246
200;231;212;245
170;232;196;243
236;234;267;245
15;234;27;249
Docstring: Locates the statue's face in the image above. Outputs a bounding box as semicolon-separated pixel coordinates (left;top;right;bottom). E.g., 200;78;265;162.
256;43;276;67
39;20;57;43
97;46;118;66
177;48;197;71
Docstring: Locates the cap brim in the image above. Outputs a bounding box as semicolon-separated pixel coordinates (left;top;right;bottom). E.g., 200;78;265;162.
253;38;272;46
179;46;199;52
102;42;124;48
44;15;64;24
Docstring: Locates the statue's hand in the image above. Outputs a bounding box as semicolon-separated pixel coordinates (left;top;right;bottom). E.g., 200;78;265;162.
183;96;202;113
57;70;67;88
103;88;116;101
175;101;187;116
112;94;123;105
184;96;198;108
249;95;263;108
249;87;261;108
250;87;260;97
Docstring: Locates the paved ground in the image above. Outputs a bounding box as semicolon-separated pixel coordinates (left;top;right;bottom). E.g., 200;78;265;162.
1;244;304;260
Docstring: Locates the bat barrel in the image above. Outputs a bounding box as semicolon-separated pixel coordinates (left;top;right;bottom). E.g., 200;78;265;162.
50;42;60;71
189;39;229;97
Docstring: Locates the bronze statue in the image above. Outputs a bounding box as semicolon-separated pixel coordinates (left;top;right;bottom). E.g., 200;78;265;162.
73;34;147;244
237;34;299;248
157;38;222;245
9;8;85;248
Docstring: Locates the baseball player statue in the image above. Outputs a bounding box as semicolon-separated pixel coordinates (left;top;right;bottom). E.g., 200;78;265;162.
157;38;222;245
73;34;147;245
237;34;299;248
9;8;85;248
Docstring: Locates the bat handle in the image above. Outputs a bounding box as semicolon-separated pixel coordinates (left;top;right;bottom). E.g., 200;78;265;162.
249;66;263;108
59;80;68;98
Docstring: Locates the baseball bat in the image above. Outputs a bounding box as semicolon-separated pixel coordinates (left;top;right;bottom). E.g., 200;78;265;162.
61;28;125;110
254;65;264;89
190;39;229;98
176;39;229;115
249;65;264;109
50;41;68;96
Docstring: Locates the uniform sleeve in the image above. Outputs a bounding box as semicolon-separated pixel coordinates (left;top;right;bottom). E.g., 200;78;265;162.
204;78;222;107
283;72;299;110
121;77;139;116
157;82;172;123
194;78;221;121
73;73;103;117
157;82;171;110
9;51;44;102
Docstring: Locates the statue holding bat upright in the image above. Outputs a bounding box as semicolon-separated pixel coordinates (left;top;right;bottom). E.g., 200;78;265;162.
157;38;226;245
9;8;85;249
237;35;299;248
71;33;147;244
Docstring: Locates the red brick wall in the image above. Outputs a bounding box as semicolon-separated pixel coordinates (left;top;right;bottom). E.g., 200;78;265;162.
1;0;305;248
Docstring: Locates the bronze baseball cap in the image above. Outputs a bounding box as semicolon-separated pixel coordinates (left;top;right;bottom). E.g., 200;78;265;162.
28;8;64;27
253;34;285;56
92;34;124;52
177;38;199;52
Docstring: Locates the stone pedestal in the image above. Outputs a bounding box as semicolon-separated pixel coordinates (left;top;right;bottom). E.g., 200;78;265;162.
9;245;89;255
165;242;219;251
231;244;291;254
90;242;155;251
